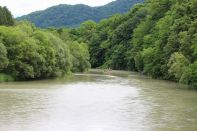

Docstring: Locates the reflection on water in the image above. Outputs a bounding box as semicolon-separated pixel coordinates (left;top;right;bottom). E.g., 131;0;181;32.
0;71;196;131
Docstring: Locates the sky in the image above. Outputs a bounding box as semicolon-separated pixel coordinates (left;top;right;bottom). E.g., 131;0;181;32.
0;0;114;17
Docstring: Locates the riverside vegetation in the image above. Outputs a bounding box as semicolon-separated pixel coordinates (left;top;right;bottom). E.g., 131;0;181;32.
0;6;90;81
0;0;197;89
66;0;197;89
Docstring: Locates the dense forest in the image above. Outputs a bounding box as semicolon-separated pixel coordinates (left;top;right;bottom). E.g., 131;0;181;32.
1;0;197;89
0;6;90;81
66;0;197;88
17;0;144;28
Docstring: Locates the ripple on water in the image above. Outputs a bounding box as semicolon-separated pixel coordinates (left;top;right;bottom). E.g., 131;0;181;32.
0;72;196;131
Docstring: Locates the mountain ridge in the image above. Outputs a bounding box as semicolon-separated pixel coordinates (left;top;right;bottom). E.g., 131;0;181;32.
17;0;144;28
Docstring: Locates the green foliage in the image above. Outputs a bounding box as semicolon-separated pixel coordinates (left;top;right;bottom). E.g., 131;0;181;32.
78;20;97;42
180;62;197;88
0;6;14;26
17;0;144;28
0;73;15;82
50;28;91;72
69;42;90;72
0;42;9;70
0;24;67;79
167;52;189;81
0;21;90;80
2;0;197;89
78;0;197;88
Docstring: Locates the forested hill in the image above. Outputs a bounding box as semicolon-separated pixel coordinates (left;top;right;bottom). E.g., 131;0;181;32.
17;0;144;28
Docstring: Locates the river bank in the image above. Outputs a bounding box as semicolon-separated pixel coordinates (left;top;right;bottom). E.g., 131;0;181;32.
0;69;194;90
88;69;194;90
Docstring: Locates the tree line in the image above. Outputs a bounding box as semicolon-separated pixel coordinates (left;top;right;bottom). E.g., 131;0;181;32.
0;0;197;89
0;7;90;81
69;0;197;88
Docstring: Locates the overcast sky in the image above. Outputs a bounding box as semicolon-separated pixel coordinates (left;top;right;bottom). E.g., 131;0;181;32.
0;0;114;17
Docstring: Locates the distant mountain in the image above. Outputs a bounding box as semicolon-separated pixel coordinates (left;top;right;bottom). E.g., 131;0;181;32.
17;0;144;28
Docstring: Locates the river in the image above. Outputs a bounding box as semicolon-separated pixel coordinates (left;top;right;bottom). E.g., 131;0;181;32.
0;70;196;131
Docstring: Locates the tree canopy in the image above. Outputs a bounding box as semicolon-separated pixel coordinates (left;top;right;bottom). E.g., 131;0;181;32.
72;0;197;88
0;22;90;80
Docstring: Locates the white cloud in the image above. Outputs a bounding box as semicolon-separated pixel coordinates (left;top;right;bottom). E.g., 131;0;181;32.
0;0;114;17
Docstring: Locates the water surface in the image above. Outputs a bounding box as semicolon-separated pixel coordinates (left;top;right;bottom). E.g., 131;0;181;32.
0;71;196;131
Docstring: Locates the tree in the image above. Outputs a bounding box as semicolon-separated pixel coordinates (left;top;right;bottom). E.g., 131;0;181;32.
3;7;14;26
167;52;190;81
0;6;14;26
78;20;96;42
180;61;197;88
0;22;90;80
69;42;90;72
0;42;9;70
